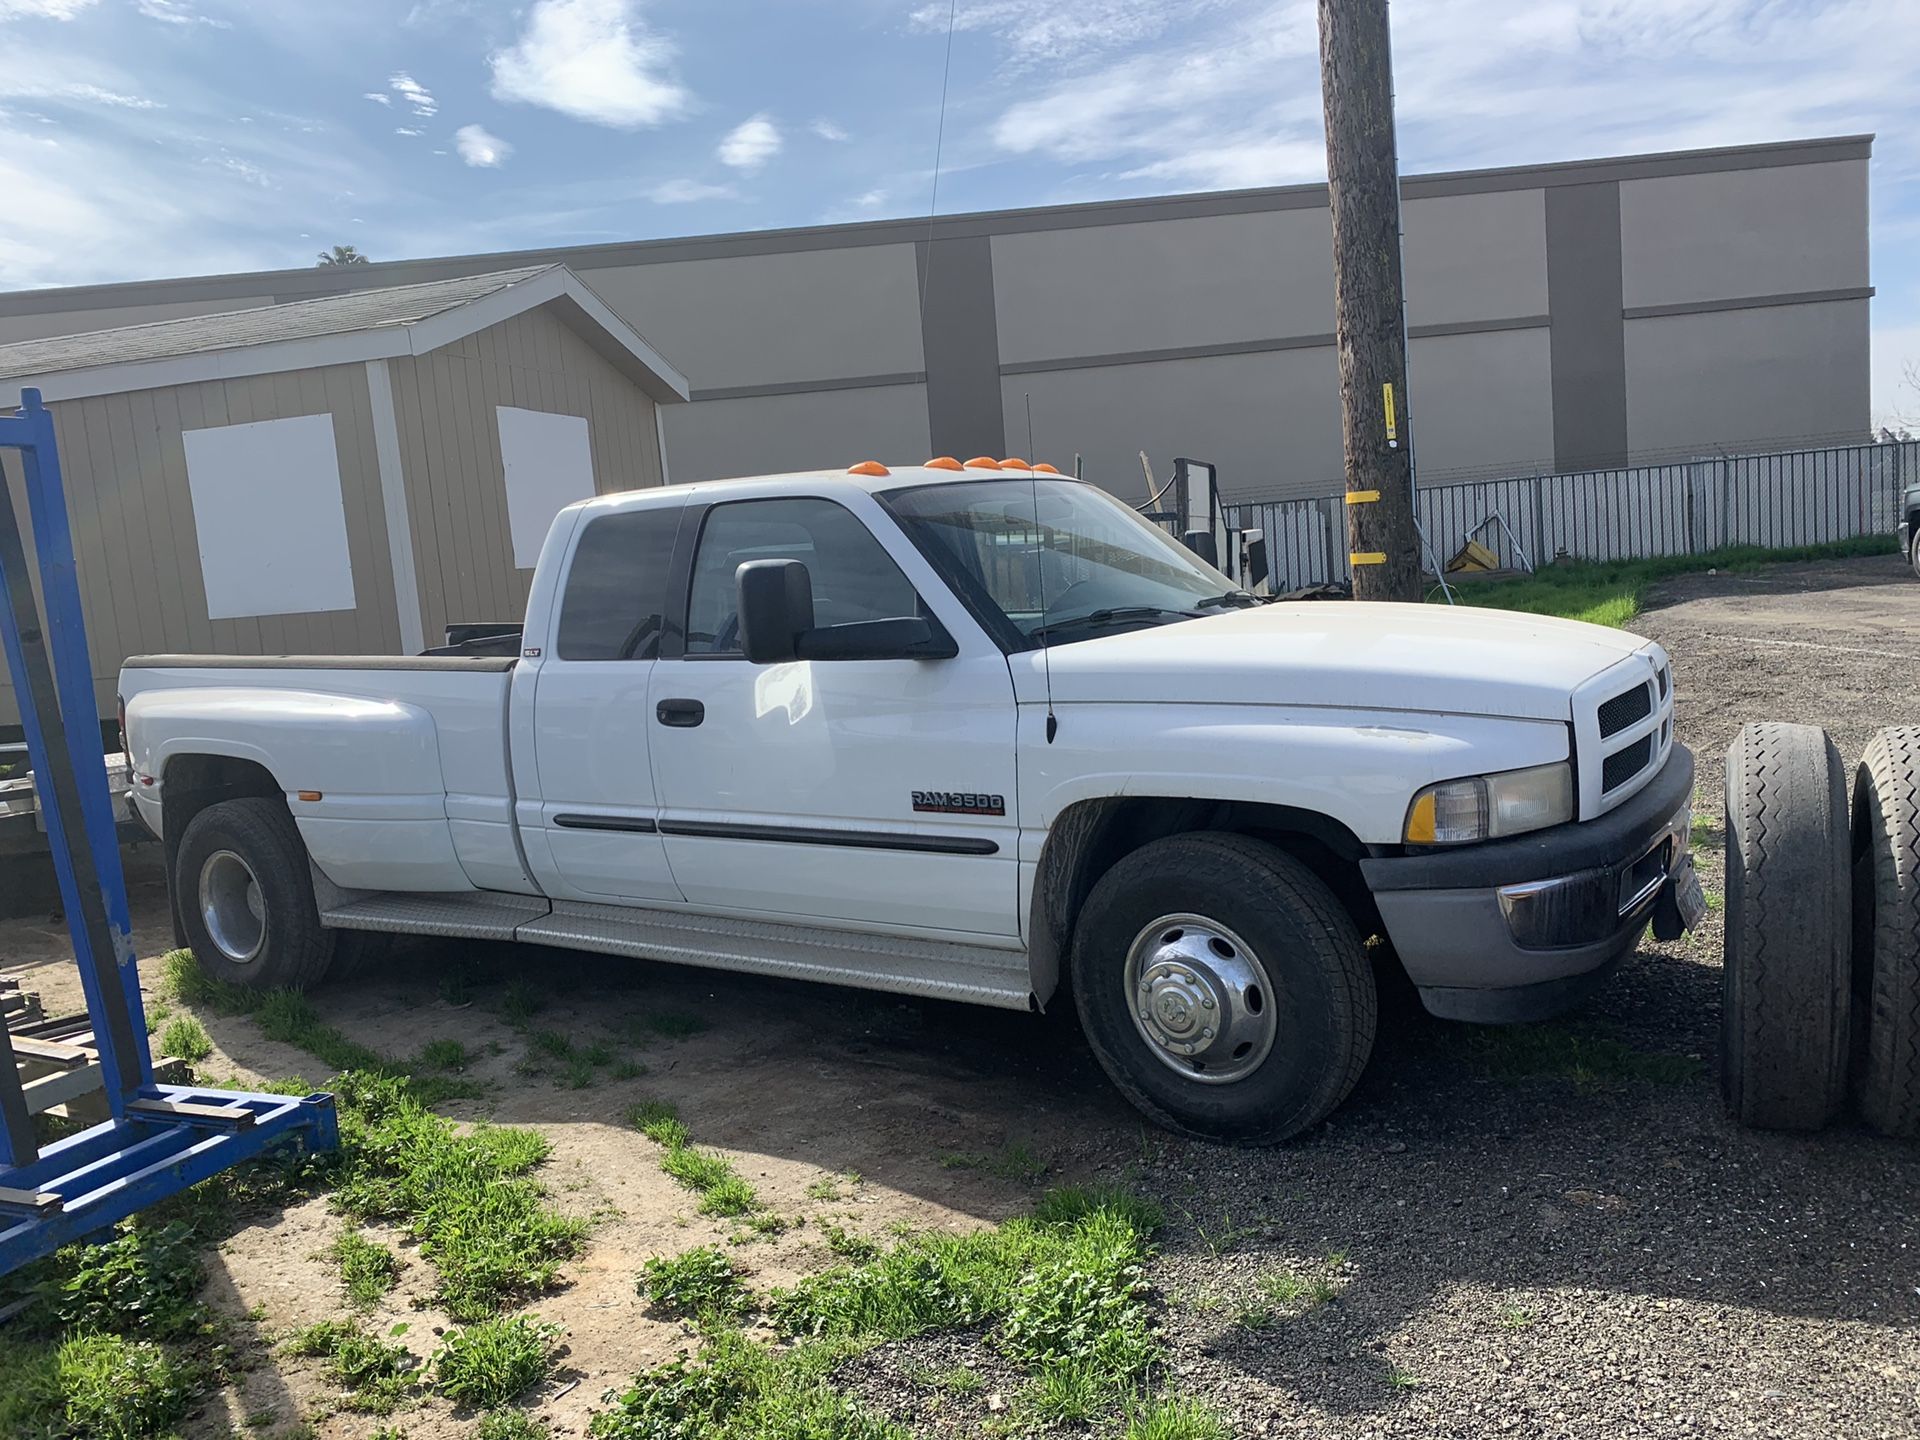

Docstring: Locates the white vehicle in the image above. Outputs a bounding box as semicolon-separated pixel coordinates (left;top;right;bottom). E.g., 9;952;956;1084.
120;462;1703;1142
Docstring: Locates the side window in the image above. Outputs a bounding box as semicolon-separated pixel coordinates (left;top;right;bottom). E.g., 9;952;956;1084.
685;497;920;656
555;506;682;660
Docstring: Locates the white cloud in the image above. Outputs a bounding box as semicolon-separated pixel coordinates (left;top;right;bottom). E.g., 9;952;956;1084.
135;0;231;26
205;153;271;187
0;75;163;110
810;118;848;142
454;122;511;167
853;188;887;209
389;71;437;117
490;0;688;129
363;91;391;106
912;0;1226;69
717;113;780;171
395;126;423;137
649;178;736;203
0;0;97;18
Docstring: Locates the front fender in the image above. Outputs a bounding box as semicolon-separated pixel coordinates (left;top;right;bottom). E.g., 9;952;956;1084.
1021;703;1570;848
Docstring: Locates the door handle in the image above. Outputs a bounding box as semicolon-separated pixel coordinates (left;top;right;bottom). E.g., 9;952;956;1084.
656;698;705;728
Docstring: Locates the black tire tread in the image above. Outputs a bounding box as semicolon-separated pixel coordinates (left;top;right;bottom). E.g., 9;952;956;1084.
175;797;334;992
1071;831;1376;1144
1851;727;1920;1138
1721;722;1851;1131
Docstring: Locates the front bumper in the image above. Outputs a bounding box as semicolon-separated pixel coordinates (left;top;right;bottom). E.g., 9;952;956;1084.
1362;743;1696;1023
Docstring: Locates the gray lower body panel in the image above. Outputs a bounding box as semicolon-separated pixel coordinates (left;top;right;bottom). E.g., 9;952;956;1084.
318;891;1034;1010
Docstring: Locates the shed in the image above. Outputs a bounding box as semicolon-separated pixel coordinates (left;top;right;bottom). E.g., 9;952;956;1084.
0;265;688;727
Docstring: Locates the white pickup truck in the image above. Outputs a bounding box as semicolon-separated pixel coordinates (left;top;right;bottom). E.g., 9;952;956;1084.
121;461;1702;1142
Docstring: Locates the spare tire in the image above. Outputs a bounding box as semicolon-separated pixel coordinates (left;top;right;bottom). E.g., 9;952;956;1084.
1722;722;1851;1131
1850;728;1920;1138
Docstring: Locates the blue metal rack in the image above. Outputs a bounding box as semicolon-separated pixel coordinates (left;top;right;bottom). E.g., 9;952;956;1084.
0;388;336;1276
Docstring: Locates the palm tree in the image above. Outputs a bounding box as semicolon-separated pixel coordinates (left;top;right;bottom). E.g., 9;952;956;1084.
316;244;371;267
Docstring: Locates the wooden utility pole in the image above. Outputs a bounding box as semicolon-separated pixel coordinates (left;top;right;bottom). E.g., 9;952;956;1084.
1317;0;1421;602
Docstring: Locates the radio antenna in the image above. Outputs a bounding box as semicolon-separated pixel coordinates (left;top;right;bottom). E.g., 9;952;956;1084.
1026;391;1057;743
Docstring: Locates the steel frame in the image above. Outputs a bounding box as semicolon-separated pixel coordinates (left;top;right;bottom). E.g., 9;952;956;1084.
0;388;336;1275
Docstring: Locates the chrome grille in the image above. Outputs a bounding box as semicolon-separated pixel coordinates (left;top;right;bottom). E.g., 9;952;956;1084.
1603;735;1653;793
1597;682;1653;738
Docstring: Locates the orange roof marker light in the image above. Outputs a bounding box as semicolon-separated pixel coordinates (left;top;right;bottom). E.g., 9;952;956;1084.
963;456;1002;470
924;456;964;471
999;458;1033;471
847;461;890;477
1033;462;1062;474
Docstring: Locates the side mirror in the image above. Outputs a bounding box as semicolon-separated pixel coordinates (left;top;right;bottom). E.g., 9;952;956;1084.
737;559;814;664
1245;536;1269;591
1182;528;1219;567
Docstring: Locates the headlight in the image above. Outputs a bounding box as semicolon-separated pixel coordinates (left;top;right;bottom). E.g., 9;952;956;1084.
1404;762;1573;844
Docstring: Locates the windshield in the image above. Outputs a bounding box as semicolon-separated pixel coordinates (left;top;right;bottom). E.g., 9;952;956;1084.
884;478;1252;648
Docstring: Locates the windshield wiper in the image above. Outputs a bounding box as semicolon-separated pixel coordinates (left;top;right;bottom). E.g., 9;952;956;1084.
1194;591;1260;610
1040;605;1199;637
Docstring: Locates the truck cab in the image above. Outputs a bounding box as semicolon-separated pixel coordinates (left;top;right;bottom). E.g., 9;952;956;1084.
121;460;1701;1143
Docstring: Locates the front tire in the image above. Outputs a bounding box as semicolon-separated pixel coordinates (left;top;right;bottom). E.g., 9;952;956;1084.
1069;832;1376;1144
175;797;335;991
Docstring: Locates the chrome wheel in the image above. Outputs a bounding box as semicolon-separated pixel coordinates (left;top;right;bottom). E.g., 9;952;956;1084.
1123;913;1276;1084
199;849;266;965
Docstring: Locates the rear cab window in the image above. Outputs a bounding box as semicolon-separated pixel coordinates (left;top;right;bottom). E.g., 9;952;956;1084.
554;505;684;660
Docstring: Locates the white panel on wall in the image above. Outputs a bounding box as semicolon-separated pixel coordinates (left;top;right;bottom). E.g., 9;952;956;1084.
498;406;596;568
183;412;356;620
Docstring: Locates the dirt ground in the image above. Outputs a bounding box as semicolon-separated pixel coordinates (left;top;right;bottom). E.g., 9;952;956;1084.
5;553;1920;1440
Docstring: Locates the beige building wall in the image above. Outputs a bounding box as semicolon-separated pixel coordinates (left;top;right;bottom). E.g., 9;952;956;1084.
386;303;665;646
1;362;402;725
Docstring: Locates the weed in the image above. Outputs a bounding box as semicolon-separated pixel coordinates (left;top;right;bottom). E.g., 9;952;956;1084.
530;1030;573;1059
589;1329;903;1440
56;1332;200;1440
500;982;546;1025
819;1223;878;1262
1177;1206;1263;1257
736;1210;792;1239
1498;1306;1536;1330
432;1315;562;1409
439;962;476;1007
937;1141;1048;1185
287;1319;415;1413
697;1174;761;1219
1033;1183;1164;1237
804;1176;841;1202
1467;1022;1698;1087
1386;1367;1422;1390
477;1410;551;1440
0;1340;62;1440
629;1010;710;1041
639;1245;751;1321
31;1219;208;1338
333;1231;403;1310
418;1038;470;1071
1015;1359;1110;1426
159;1011;213;1063
610;1059;649;1081
626;1100;689;1148
562;1055;597;1089
1122;1394;1230;1440
330;1072;586;1320
932;1364;983;1395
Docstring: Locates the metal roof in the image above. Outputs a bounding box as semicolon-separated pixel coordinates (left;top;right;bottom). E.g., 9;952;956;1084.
0;266;553;382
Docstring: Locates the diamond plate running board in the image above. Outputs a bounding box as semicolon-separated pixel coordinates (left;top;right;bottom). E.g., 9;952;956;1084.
519;901;1034;1010
321;891;550;940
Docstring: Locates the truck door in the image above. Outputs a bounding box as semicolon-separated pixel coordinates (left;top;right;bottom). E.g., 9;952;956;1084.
524;501;686;904
647;494;1019;937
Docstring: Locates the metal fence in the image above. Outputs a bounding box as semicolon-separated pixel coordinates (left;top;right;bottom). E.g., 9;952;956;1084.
1225;438;1920;590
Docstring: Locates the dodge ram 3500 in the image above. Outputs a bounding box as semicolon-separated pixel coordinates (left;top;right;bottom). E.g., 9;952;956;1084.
121;462;1703;1142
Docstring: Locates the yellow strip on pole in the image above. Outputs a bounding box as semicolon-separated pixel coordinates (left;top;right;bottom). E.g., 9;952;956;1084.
1382;381;1398;447
1350;551;1386;566
1344;489;1380;504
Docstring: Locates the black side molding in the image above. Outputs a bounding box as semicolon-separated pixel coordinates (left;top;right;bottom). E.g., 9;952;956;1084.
553;813;659;833
659;818;998;856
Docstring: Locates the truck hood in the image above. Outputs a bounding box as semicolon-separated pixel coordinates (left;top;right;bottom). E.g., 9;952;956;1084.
1022;602;1650;721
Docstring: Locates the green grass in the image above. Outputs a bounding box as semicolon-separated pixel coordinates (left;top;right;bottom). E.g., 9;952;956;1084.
286;1319;415;1413
628;1009;711;1041
54;1332;201;1440
432;1315;562;1409
1032;1183;1164;1237
333;1231;403;1310
936;1140;1048;1186
418;1038;470;1071
499;981;547;1025
158;1011;213;1063
930;1364;983;1395
631;1100;763;1217
477;1409;552;1440
1122;1394;1231;1440
1386;1367;1423;1390
1467;1021;1699;1088
639;1244;752;1321
1237;1264;1341;1330
330;1072;587;1321
1451;534;1895;627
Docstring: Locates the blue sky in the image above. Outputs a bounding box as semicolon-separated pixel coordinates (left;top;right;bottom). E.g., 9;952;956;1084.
0;0;1916;421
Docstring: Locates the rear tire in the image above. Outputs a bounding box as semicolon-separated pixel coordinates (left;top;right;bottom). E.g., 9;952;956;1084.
1721;722;1851;1131
1910;528;1920;581
175;797;335;992
1069;832;1376;1144
1850;728;1920;1138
